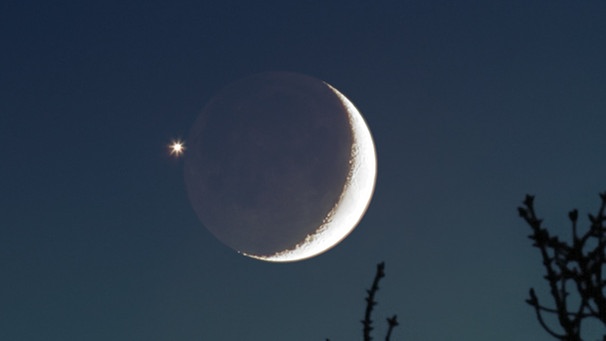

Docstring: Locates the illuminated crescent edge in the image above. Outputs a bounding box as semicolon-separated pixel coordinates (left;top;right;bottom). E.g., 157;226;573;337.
243;83;377;262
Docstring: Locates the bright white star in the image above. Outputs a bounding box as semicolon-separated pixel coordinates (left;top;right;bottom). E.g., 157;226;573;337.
169;140;185;157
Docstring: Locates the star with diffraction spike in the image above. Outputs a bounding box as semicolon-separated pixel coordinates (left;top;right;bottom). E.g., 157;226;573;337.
169;139;185;157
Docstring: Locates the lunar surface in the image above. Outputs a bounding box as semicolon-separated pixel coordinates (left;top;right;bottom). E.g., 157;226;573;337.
184;72;376;262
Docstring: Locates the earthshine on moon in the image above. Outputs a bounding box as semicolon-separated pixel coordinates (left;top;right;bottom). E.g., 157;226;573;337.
184;72;376;262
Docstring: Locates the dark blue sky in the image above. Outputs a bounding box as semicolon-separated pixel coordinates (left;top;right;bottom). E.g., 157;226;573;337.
1;1;605;340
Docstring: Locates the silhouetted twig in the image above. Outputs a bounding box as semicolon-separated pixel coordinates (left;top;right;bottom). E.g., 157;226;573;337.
326;263;399;341
385;315;399;341
362;262;385;341
518;192;606;341
361;262;399;341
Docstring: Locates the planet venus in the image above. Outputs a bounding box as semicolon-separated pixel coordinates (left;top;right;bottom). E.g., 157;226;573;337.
184;72;376;262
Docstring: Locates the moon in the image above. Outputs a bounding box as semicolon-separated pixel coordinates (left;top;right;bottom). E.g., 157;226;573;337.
184;72;376;262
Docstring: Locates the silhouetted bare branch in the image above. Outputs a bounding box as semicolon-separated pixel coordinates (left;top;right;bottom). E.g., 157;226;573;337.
361;262;399;341
362;262;385;341
385;315;399;341
518;192;606;341
327;262;398;340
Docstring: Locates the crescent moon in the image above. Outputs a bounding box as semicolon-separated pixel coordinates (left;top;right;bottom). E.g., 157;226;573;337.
246;82;377;262
184;73;376;262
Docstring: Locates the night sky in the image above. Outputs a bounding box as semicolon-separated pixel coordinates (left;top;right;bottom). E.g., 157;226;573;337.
2;1;605;340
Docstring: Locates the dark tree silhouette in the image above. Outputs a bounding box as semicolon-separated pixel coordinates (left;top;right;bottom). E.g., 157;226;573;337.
326;262;398;341
518;193;606;341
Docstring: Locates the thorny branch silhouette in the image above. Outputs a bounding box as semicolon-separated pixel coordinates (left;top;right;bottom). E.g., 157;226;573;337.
326;262;398;341
518;193;606;341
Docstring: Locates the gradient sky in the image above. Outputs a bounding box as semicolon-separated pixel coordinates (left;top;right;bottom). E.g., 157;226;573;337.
2;1;605;340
